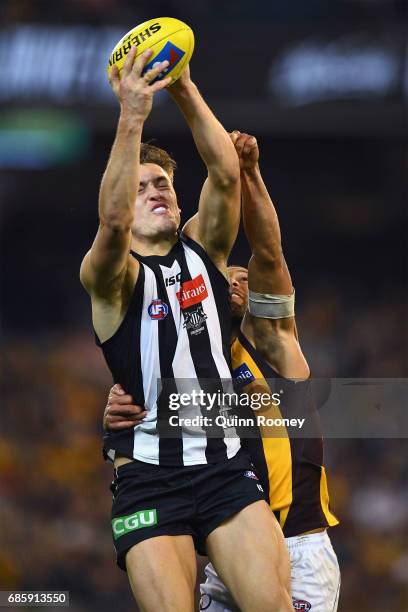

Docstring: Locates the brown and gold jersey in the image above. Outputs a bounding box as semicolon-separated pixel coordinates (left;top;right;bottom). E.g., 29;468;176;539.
231;331;339;537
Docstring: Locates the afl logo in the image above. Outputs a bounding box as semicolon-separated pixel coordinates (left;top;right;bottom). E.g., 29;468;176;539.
148;299;168;320
293;599;312;611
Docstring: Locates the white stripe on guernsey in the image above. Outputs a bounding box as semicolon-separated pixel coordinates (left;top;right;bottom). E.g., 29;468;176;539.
160;261;208;465
182;245;240;459
183;245;231;378
133;263;160;464
159;261;183;336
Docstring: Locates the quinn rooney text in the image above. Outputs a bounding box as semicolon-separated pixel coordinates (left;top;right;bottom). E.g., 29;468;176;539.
168;415;306;429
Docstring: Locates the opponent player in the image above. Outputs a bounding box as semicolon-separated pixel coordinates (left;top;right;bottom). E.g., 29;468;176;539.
204;131;340;612
81;47;292;612
105;131;341;611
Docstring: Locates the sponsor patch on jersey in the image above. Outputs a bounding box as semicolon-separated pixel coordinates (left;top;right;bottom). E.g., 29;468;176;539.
165;271;181;287
112;509;157;540
177;274;208;309
244;470;259;480
182;304;208;336
148;299;169;320
293;599;312;611
142;41;186;82
233;362;255;388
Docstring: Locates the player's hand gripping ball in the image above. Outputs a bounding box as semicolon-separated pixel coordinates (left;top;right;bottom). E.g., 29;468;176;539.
107;17;194;85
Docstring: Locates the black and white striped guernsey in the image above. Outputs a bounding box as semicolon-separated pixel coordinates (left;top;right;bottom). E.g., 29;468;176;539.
98;232;241;466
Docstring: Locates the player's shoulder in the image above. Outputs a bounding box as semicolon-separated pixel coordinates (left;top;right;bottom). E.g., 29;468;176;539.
180;222;229;283
81;250;139;300
92;258;142;344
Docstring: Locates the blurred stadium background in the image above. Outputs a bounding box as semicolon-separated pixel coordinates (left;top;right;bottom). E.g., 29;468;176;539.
0;1;407;610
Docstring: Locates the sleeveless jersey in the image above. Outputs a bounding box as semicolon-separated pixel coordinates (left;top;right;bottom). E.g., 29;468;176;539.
231;331;339;537
97;232;240;467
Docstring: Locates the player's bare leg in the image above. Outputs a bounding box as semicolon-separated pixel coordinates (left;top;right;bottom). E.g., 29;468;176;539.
126;535;197;612
206;500;292;612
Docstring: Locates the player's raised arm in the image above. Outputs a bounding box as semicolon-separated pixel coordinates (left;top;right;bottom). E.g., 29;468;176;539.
232;131;309;379
80;48;171;299
168;66;240;271
231;131;291;295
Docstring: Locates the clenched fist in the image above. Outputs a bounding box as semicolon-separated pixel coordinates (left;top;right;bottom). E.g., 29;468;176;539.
230;131;259;171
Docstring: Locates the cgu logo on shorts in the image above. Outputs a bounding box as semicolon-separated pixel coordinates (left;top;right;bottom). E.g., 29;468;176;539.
293;599;312;611
112;509;157;540
177;274;208;309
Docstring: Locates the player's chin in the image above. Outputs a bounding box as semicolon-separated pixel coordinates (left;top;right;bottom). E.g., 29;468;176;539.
155;215;179;233
230;300;246;319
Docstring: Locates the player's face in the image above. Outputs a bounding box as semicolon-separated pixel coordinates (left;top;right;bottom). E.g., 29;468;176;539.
228;266;248;319
132;163;180;239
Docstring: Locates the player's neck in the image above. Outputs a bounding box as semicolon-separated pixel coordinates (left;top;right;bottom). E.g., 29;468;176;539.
230;317;243;344
131;232;178;256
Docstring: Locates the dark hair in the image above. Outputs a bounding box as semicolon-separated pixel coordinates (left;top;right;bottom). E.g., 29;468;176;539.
140;142;177;177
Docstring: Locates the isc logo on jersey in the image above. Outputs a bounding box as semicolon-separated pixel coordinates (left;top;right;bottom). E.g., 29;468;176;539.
233;363;255;387
177;274;208;309
148;299;168;320
165;272;181;287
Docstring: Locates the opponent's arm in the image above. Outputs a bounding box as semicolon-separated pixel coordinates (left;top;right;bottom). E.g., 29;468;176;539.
104;384;146;430
80;48;171;299
233;131;309;379
168;67;240;271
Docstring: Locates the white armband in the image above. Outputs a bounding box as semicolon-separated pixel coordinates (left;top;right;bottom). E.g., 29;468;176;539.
248;289;295;319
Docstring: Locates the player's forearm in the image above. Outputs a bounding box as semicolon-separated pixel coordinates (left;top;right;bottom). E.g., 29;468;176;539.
170;82;239;185
99;111;144;231
241;165;283;263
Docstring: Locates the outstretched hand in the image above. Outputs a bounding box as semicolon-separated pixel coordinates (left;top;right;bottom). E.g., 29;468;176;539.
109;46;172;121
230;131;259;171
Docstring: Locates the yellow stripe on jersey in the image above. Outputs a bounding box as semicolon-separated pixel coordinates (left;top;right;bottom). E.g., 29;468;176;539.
231;337;293;516
261;436;292;524
320;466;339;527
231;332;339;535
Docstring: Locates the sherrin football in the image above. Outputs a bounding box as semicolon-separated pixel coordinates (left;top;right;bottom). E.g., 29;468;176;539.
107;17;194;84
